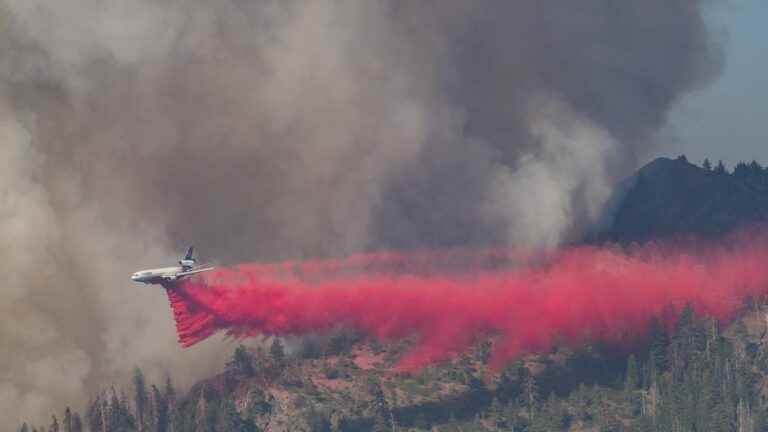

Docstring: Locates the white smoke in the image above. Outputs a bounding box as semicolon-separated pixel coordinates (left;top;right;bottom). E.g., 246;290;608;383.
484;96;617;248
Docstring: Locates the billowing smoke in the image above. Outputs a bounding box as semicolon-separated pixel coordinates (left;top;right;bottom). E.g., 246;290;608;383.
0;0;721;425
169;232;768;370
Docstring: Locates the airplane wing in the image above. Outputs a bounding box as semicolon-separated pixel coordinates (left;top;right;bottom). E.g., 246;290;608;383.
176;266;214;278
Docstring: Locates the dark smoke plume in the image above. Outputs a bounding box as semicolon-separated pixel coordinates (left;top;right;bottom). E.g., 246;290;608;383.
0;0;720;424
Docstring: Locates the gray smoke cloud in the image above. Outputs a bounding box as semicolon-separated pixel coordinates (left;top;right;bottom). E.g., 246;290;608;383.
0;0;721;425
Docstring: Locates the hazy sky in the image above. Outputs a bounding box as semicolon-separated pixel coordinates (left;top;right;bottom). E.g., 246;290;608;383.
664;0;768;167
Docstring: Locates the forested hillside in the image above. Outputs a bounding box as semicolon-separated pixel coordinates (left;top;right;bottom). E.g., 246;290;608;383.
600;156;768;243
20;303;768;432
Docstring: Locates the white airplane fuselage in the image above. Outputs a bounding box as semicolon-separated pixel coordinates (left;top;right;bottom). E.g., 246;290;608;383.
131;246;213;286
131;266;187;284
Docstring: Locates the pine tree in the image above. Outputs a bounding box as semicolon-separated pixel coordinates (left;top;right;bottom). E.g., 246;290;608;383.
194;389;208;432
227;345;255;376
518;365;539;421
327;331;351;356
48;415;59;432
270;338;286;371
703;158;713;171
134;367;148;432
649;318;669;372
477;339;492;365
108;389;121;431
19;423;29;432
715;160;728;175
71;414;82;432
670;304;698;375
63;408;72;432
87;395;102;432
497;365;519;403
302;403;329;432
219;399;245;432
625;354;639;391
368;378;391;432
164;376;178;432
151;384;168;432
487;397;506;429
105;387;136;432
734;161;750;178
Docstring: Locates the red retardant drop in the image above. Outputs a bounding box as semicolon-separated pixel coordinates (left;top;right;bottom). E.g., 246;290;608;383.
165;231;768;371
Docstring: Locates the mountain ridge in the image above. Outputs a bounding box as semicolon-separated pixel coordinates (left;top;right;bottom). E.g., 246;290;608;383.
599;156;768;243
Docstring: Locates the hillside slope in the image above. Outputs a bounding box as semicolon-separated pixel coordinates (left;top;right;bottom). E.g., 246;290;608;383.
600;157;768;243
160;306;768;432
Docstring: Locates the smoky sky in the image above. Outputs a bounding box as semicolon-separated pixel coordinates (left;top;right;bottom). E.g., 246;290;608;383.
0;0;721;425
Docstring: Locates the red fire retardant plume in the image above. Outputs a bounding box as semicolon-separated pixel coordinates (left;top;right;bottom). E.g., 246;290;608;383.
166;232;768;370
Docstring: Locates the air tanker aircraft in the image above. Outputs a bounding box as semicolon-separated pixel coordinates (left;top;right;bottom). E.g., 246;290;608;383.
131;247;214;287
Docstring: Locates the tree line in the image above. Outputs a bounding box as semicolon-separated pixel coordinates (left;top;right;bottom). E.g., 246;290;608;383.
679;154;768;188
20;305;768;431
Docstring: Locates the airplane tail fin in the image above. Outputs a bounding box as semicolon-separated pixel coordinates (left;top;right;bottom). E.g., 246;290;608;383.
179;246;197;268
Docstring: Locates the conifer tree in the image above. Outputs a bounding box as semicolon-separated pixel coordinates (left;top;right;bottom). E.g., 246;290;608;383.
497;365;520;403
48;415;59;432
164;376;178;432
134;367;148;432
109;390;121;431
63;408;72;432
71;414;82;432
194;388;211;432
87;396;102;432
703;158;712;171
487;397;506;429
649;318;669;372
477;340;492;365
518;365;539;421
227;345;255;377
270;338;286;371
151;384;168;432
625;354;639;391
19;423;29;432
734;161;749;178
104;387;136;432
368;378;391;432
327;331;351;356
219;399;244;432
715;160;728;175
